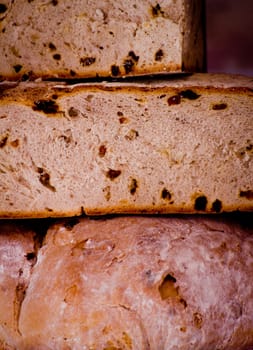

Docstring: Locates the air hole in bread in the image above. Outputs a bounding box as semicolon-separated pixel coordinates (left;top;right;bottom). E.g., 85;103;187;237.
159;273;178;300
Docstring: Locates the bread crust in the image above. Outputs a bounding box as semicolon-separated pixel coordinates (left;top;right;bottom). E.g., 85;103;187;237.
0;222;36;349
0;216;252;349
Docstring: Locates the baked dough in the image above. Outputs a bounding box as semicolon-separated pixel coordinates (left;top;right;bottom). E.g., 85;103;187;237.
0;215;252;349
0;0;205;80
0;74;252;218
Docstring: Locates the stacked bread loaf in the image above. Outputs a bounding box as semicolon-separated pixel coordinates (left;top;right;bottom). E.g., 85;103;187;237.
0;1;252;349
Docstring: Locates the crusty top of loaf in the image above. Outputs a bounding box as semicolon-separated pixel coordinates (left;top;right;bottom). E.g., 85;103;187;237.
1;216;252;349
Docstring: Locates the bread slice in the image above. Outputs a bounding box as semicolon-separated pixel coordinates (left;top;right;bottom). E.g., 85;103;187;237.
0;0;205;80
0;73;252;218
1;215;253;349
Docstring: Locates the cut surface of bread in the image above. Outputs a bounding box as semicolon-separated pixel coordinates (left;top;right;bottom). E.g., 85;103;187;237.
0;215;253;349
0;73;252;218
0;0;205;80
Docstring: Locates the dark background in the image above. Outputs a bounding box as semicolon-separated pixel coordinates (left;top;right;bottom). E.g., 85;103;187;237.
205;0;253;76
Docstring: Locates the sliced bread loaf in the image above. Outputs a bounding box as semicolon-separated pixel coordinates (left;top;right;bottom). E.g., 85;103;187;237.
0;73;252;218
0;0;205;80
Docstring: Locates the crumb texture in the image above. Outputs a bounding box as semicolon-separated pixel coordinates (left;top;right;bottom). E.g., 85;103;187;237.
0;74;252;217
0;0;205;80
0;216;253;349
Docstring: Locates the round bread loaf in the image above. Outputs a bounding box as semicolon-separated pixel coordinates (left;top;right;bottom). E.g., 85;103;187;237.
1;216;252;349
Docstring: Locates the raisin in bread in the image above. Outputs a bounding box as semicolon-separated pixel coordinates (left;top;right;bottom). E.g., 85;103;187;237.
0;0;205;80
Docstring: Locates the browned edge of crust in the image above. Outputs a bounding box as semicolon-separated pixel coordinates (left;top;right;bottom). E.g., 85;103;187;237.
0;203;252;219
1;81;252;110
0;63;184;82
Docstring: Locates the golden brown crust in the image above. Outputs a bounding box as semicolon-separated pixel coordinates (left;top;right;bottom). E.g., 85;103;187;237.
0;203;253;220
0;64;184;82
1;74;253;102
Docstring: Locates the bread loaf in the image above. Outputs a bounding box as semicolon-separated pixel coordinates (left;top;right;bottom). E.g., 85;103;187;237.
0;222;36;349
0;215;252;349
0;0;205;80
1;73;252;217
